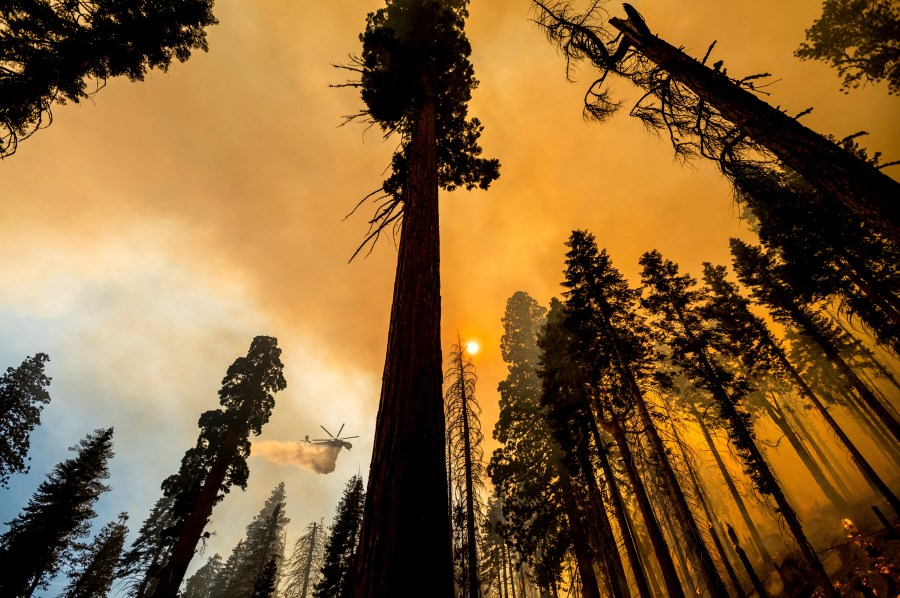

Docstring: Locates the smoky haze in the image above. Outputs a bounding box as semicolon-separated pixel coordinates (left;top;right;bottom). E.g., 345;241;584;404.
252;440;342;474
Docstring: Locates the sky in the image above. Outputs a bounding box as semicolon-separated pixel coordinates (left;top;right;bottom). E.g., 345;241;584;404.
1;0;898;593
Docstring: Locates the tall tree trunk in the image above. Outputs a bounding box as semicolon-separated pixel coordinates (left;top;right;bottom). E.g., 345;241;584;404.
608;13;900;243
354;94;453;597
588;419;653;598
674;310;838;598
665;407;746;598
691;404;774;565
609;421;686;598
790;305;900;442
841;389;900;468
783;401;854;499
506;544;518;598
593;298;727;597
300;522;318;598
764;326;900;515
149;429;242;597
576;440;630;598
459;361;481;598
762;394;849;511
559;469;603;598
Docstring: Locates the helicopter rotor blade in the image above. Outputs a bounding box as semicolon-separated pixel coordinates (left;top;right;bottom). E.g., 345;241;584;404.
337;423;345;438
341;436;360;440
320;425;335;439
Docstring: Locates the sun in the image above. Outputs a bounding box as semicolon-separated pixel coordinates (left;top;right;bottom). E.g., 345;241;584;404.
465;340;480;355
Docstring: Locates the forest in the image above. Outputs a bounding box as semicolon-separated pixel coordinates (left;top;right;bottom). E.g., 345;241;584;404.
0;0;898;596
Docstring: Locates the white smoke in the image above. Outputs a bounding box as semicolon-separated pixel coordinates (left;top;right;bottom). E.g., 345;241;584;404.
251;440;341;474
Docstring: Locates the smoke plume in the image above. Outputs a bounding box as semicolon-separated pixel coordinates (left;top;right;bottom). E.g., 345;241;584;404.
252;440;341;474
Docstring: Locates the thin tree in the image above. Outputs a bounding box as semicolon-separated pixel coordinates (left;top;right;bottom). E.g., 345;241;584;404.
0;353;51;488
63;513;129;598
531;1;900;242
251;557;279;598
344;1;500;593
314;475;365;598
0;0;217;157
281;520;327;598
445;336;486;598
796;0;900;94
730;240;900;443
639;250;839;598
701;262;900;515
0;427;115;597
148;336;287;597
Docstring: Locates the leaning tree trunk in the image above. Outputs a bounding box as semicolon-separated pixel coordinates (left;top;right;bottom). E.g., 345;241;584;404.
676;309;839;598
762;394;849;511
149;428;242;598
594;303;727;597
354;93;453;597
609;420;686;598
608;12;900;244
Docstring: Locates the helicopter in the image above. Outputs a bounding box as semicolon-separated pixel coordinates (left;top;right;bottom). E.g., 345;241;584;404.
304;424;359;451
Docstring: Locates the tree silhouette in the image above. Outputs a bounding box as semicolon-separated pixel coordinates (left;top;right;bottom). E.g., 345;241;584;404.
147;336;287;597
532;1;900;242
314;475;365;598
639;250;839;598
281;520;327;598
182;553;222;598
116;494;176;596
796;0;900;94
0;353;51;488
62;512;129;598
0;427;115;597
444;336;485;598
224;483;289;598
562;231;722;597
0;0;217;157
344;1;499;594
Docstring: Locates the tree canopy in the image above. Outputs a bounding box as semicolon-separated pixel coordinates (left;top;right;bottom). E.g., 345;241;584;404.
0;0;217;157
0;353;51;488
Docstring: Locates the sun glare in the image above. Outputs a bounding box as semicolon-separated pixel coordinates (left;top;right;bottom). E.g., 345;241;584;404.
465;340;480;355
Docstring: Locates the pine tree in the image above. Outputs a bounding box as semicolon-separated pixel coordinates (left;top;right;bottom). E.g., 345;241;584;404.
639;250;839;598
562;231;721;597
700;262;900;515
444;336;485;598
0;427;115;597
251;557;278;598
346;2;499;592
224;483;289;598
730;239;900;443
281;520;327;598
62;513;129;598
148;336;287;597
314;475;365;598
0;0;217;157
181;553;222;598
532;2;900;241
0;353;51;488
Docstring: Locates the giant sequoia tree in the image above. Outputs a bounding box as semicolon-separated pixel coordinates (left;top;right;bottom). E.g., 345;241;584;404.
0;353;51;488
0;427;115;597
532;1;900;242
0;0;216;157
346;1;499;594
147;336;287;597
